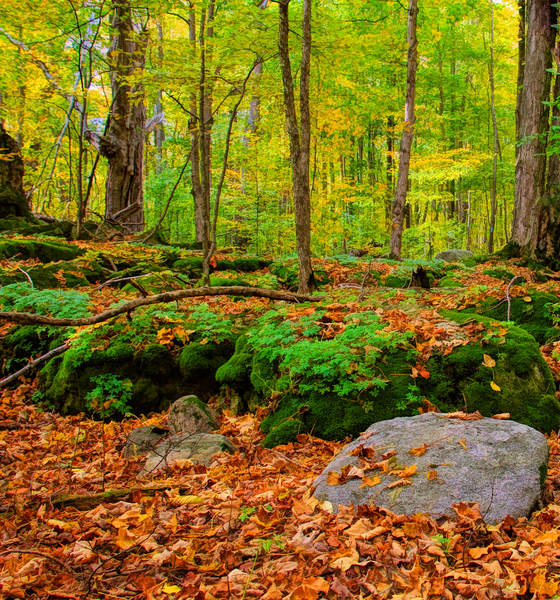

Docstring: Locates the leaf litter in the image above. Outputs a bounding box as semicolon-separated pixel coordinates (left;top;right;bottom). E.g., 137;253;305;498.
2;385;560;599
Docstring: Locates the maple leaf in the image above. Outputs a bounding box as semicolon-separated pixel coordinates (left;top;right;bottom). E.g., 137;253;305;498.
115;527;136;550
329;548;360;572
408;443;428;456
359;475;381;488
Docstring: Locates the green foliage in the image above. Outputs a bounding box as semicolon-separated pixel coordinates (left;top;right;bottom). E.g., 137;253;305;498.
86;373;133;418
0;283;91;317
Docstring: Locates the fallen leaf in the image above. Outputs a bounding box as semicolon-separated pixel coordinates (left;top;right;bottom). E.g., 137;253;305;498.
427;470;438;481
457;439;468;450
492;412;510;419
329;548;360;571
408;443;428;456
359;475;381;488
483;354;496;368
490;381;501;391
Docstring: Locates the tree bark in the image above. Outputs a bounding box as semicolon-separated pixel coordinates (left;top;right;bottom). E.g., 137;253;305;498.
0;287;325;327
278;0;316;294
100;0;148;233
488;0;499;254
511;0;555;251
390;0;418;260
0;123;33;219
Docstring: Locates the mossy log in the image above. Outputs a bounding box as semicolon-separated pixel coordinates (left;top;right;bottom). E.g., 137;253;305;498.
0;286;326;327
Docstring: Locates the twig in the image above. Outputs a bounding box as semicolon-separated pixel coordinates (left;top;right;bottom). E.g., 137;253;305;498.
358;261;373;302
0;287;326;327
95;273;153;290
506;276;522;321
0;344;68;388
17;267;33;287
0;548;74;573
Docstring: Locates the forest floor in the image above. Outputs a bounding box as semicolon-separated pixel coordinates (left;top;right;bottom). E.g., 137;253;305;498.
2;248;560;599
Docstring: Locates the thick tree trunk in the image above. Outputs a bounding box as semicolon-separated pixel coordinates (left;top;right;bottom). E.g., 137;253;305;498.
390;0;418;260
100;0;147;232
516;0;526;155
511;0;555;251
278;0;315;294
0;123;33;219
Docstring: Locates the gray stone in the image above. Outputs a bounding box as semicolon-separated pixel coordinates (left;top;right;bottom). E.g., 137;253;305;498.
167;395;219;435
123;426;169;458
313;413;549;523
141;432;236;474
434;249;474;262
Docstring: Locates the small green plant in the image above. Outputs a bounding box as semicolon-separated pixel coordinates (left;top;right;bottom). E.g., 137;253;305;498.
238;506;256;522
0;283;91;318
431;533;453;557
397;384;423;411
86;374;134;418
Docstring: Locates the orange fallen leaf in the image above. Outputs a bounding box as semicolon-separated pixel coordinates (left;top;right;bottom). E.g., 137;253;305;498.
359;475;381;488
408;443;428;456
483;354;496;368
492;412;510;419
427;470;438;481
490;381;501;391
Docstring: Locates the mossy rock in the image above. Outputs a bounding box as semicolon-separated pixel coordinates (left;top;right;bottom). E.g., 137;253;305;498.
482;268;525;284
215;334;254;390
262;419;306;448
269;260;330;291
385;275;408;288
232;257;269;272
0;324;70;378
460;257;478;268
457;291;560;344
215;260;235;271
437;275;464;288
0;218;73;239
0;238;86;263
172;257;203;275
260;313;560;446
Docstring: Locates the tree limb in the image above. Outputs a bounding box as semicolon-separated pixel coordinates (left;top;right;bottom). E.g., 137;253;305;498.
0;344;68;389
0;287;325;327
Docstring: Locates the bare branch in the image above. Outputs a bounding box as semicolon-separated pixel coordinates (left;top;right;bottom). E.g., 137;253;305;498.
0;345;68;389
0;287;325;327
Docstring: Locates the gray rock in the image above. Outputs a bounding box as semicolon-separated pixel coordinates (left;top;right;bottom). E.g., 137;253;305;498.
313;413;549;523
123;426;169;458
167;395;219;435
434;249;474;262
141;432;236;474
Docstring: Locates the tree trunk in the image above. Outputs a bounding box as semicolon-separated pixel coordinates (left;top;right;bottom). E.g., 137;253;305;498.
488;0;499;254
278;0;315;294
0;123;33;220
189;9;204;242
100;0;147;232
516;0;526;156
390;0;418;260
511;0;555;252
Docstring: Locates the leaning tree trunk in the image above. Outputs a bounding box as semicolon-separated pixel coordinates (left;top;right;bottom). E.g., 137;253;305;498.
99;0;147;233
390;0;418;260
510;0;555;252
0;123;33;220
278;0;315;294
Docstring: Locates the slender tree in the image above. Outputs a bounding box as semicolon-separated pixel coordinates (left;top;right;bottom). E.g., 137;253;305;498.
488;0;499;254
278;0;315;294
390;0;418;260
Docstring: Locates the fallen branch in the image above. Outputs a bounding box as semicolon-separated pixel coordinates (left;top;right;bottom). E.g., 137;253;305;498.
0;287;326;326
95;272;153;290
0;344;68;388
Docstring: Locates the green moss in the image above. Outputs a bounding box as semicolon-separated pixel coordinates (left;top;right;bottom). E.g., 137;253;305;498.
0;238;85;263
460;257;478;268
263;419;306;448
482;268;525;284
135;344;174;377
232;257;269;272
173;257;203;274
0;260;105;289
179;341;234;379
385;275;408;288
216;335;253;386
455;292;560;344
539;462;549;492
0;218;73;239
215;260;235;271
269;260;330;291
437;275;464;287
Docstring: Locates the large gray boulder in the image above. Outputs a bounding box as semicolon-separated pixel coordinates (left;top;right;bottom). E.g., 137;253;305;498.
313;413;549;523
141;432;236;475
167;395;220;435
123;426;169;458
434;249;474;262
